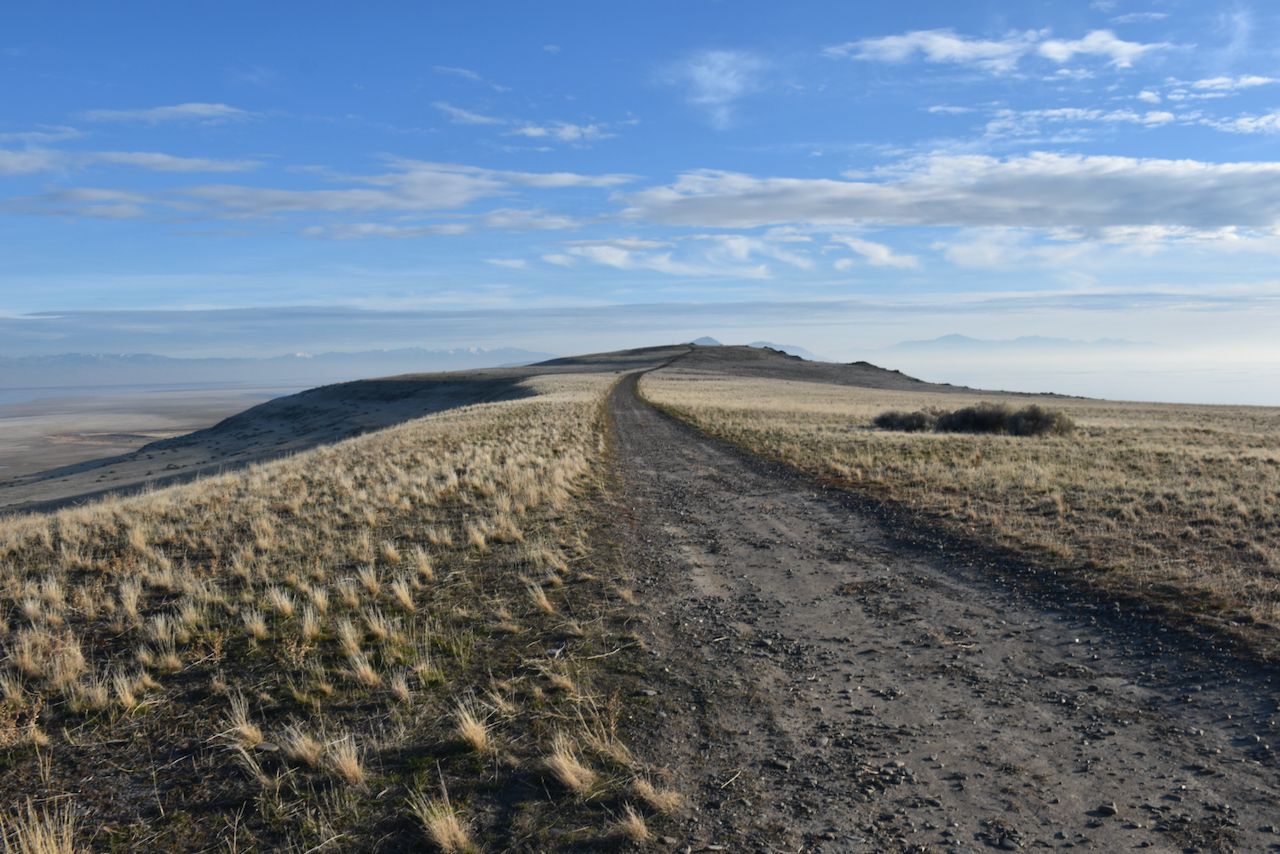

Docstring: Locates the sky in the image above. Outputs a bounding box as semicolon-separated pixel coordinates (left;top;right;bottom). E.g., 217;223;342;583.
2;1;1279;403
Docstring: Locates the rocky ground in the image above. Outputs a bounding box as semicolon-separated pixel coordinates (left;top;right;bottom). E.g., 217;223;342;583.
609;370;1280;853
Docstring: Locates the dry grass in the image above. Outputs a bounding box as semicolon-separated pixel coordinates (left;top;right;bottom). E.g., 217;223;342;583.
0;372;676;848
643;370;1280;650
544;732;597;796
408;791;474;853
0;800;78;854
611;803;650;843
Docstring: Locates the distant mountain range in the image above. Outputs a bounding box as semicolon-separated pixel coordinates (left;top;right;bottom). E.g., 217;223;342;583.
0;347;557;389
690;337;824;361
747;341;824;361
885;334;1153;353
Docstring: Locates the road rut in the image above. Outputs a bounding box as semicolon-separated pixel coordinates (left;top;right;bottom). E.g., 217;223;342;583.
609;371;1280;852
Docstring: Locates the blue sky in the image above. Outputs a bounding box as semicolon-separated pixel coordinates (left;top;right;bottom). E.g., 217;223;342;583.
3;1;1279;400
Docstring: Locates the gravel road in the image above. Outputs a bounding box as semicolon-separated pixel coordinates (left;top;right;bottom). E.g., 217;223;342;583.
609;370;1280;853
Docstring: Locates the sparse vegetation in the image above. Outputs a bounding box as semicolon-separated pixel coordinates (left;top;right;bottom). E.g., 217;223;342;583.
0;373;678;849
643;371;1280;652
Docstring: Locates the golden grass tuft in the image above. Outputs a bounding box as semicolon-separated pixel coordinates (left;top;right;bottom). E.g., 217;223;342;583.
632;777;683;814
407;792;473;854
325;734;366;787
453;702;489;753
0;799;79;854
543;732;596;795
611;803;650;843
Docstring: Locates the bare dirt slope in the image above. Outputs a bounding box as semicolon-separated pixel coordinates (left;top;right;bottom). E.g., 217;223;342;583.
609;371;1280;852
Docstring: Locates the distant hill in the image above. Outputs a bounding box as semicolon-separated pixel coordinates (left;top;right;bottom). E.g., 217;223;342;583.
0;347;557;389
691;336;722;346
747;341;824;361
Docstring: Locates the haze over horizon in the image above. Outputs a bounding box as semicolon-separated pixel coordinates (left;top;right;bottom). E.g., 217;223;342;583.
4;2;1280;404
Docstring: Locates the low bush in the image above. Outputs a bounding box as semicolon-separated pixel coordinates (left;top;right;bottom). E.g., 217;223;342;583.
875;402;1075;437
872;410;935;432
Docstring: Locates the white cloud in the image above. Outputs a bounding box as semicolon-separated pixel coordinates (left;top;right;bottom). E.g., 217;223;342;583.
0;126;82;144
560;235;799;278
934;228;1092;269
0;148;62;175
826;29;1039;73
623;153;1280;233
482;208;581;230
541;253;575;266
1137;89;1162;103
928;105;976;114
301;222;470;239
1038;30;1167;67
83;102;253;123
0;148;258;175
88;151;259;172
180;160;632;218
663;49;766;128
1207;112;1280;134
485;258;527;269
1191;75;1276;91
432;101;504;125
1111;12;1169;24
828;235;919;268
510;121;611;143
829;28;1166;73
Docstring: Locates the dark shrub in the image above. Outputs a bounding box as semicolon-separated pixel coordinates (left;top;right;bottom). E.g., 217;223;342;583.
934;403;1014;435
872;410;936;432
1005;404;1075;437
874;402;1076;436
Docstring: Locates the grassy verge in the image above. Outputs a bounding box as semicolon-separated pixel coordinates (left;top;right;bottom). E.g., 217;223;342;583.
0;373;678;850
641;370;1280;657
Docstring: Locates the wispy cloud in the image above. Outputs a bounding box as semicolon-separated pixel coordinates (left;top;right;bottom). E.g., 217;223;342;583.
82;102;254;123
510;121;612;143
482;208;581;230
0;148;62;175
828;235;920;268
6;187;151;219
87;151;260;172
1205;111;1280;134
485;258;527;269
1190;74;1276;91
301;222;471;239
0;126;82;144
1111;12;1169;24
0;148;257;175
432;100;504;125
176;160;631;220
433;65;509;92
826;29;1039;73
623;153;1280;236
827;28;1168;73
662;49;766;128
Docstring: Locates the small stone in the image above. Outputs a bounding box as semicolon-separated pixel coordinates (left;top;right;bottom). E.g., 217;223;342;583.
1098;802;1119;817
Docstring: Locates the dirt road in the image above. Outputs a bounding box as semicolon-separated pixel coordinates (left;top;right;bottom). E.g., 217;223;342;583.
609;371;1280;852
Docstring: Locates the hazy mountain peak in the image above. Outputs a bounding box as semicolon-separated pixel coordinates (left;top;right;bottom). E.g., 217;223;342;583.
747;341;824;361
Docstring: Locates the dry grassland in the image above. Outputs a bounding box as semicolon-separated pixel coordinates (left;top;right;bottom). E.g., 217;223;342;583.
0;373;675;850
642;370;1280;653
